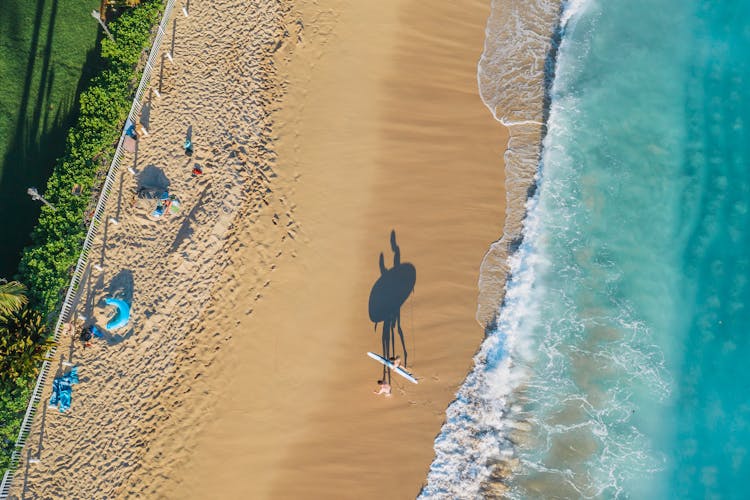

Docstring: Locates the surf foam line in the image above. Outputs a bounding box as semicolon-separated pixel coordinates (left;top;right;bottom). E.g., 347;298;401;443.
419;0;591;498
419;192;547;499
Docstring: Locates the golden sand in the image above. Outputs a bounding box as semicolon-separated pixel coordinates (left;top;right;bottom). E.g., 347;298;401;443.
10;0;507;498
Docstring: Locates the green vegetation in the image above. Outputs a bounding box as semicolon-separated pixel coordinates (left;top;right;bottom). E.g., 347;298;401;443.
0;0;101;279
0;281;28;316
1;0;164;472
0;296;52;385
0;282;48;467
19;0;162;318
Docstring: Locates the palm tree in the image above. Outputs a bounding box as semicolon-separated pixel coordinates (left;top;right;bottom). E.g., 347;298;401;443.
0;281;28;317
0;307;52;384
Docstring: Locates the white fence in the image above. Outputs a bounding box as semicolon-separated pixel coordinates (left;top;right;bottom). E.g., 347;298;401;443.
0;0;177;496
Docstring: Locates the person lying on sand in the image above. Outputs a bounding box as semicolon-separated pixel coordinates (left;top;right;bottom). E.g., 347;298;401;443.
79;325;103;348
80;325;94;348
373;380;392;396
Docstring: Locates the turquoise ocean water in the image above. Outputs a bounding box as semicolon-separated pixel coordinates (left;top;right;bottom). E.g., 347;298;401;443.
422;0;750;497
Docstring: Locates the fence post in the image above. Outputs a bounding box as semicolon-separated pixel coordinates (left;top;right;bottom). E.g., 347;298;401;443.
0;1;178;498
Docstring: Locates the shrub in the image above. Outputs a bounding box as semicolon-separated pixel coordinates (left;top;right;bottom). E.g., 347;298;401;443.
0;380;32;470
1;0;164;473
0;308;52;385
19;0;162;318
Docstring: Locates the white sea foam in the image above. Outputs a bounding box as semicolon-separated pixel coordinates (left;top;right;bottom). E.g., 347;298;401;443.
420;0;598;498
425;0;750;496
419;180;548;498
422;0;679;493
559;0;595;31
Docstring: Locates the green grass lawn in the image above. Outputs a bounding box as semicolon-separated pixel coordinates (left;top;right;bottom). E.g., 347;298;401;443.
0;0;101;279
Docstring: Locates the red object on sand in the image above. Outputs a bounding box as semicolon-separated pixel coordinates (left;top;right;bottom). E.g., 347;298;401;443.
192;167;203;175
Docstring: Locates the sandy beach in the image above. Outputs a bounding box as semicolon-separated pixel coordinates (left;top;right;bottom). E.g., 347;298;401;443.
9;0;507;498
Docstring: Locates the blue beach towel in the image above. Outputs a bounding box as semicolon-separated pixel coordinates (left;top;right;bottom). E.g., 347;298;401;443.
49;367;79;412
152;204;166;218
125;119;137;138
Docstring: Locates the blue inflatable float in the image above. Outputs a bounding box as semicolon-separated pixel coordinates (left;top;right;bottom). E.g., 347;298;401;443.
104;297;131;330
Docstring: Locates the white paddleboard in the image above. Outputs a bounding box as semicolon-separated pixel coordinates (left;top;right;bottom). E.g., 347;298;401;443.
367;352;418;384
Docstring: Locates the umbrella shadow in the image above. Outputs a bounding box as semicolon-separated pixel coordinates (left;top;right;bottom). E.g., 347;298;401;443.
368;230;416;381
137;164;170;190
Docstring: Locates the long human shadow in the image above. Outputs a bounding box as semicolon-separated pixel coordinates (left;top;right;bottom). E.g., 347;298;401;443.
170;184;209;253
368;230;416;382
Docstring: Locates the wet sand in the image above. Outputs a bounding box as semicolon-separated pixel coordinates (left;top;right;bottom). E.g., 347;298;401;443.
8;0;507;498
163;1;506;498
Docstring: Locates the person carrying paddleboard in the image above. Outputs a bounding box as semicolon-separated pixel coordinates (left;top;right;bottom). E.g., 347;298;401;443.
388;355;402;369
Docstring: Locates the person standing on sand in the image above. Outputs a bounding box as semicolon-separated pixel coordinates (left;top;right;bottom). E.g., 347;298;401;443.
373;380;392;396
389;355;402;369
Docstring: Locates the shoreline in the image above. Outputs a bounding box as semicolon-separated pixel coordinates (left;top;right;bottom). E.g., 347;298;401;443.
423;0;569;495
9;0;517;498
476;0;564;329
